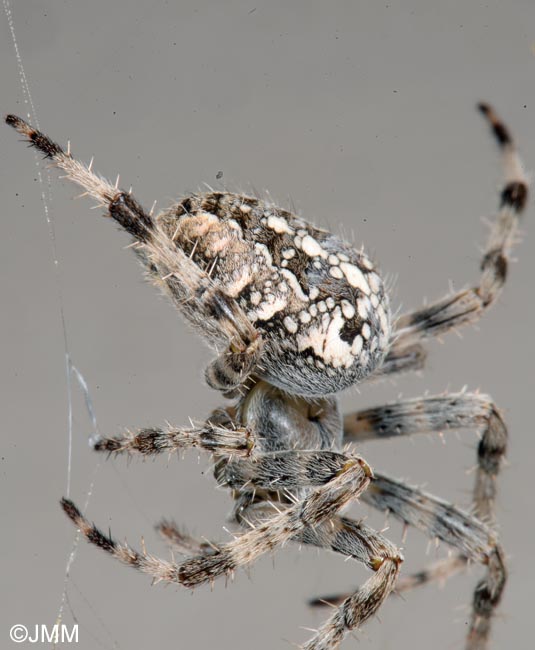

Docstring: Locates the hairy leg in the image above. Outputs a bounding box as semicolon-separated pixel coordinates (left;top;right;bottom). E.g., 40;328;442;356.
61;450;371;585
364;473;506;650
90;421;254;457
156;520;219;557
341;391;508;648
157;478;496;649
157;493;467;603
291;479;499;650
92;424;368;493
343;391;506;523
312;470;505;650
5;115;262;394
388;104;529;363
375;343;428;378
310;555;467;606
62;449;410;650
158;491;401;570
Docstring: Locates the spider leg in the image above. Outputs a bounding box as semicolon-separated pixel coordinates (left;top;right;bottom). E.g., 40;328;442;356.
393;554;467;593
157;506;414;603
310;555;467;606
216;449;369;490
374;343;428;378
159;494;455;648
156;520;219;556
61;451;371;586
156;485;401;574
362;473;499;559
341;392;507;648
89;422;254;458
63;451;402;650
157;474;403;574
301;551;401;650
5;115;262;394
229;488;469;608
90;425;361;492
389;104;529;361
343;391;506;523
367;474;505;650
232;496;404;650
311;470;505;650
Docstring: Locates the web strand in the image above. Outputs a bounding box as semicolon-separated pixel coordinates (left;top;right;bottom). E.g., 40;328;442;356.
3;3;114;647
3;0;74;495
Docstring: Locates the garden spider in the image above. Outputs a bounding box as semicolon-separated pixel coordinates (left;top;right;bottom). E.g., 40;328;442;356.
5;103;528;650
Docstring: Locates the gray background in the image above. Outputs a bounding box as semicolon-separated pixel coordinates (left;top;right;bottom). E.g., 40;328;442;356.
1;1;534;649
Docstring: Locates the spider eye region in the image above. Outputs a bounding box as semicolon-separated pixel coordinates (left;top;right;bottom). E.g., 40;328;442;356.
159;192;391;396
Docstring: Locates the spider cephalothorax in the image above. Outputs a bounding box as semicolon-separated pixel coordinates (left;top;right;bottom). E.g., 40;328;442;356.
6;103;528;650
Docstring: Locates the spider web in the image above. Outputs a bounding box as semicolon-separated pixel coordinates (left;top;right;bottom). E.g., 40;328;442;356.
2;3;117;647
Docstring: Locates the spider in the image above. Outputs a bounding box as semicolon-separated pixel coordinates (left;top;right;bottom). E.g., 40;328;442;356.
5;103;529;650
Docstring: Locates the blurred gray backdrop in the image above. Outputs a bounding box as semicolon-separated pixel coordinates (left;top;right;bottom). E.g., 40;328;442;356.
1;2;534;649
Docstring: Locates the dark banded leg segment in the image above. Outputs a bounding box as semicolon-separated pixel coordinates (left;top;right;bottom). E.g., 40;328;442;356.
375;343;428;379
156;493;403;650
61;452;371;585
343;392;507;648
363;475;507;650
228;485;403;650
297;514;402;650
90;422;255;458
159;508;401;575
310;555;467;607
314;473;506;650
303;557;400;650
388;104;528;362
93;427;368;494
217;449;370;491
156;520;219;557
229;489;401;569
5;115;262;395
343;392;507;523
230;497;403;650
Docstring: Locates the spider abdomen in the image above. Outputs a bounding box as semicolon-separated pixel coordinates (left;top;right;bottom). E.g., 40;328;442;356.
157;191;391;395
